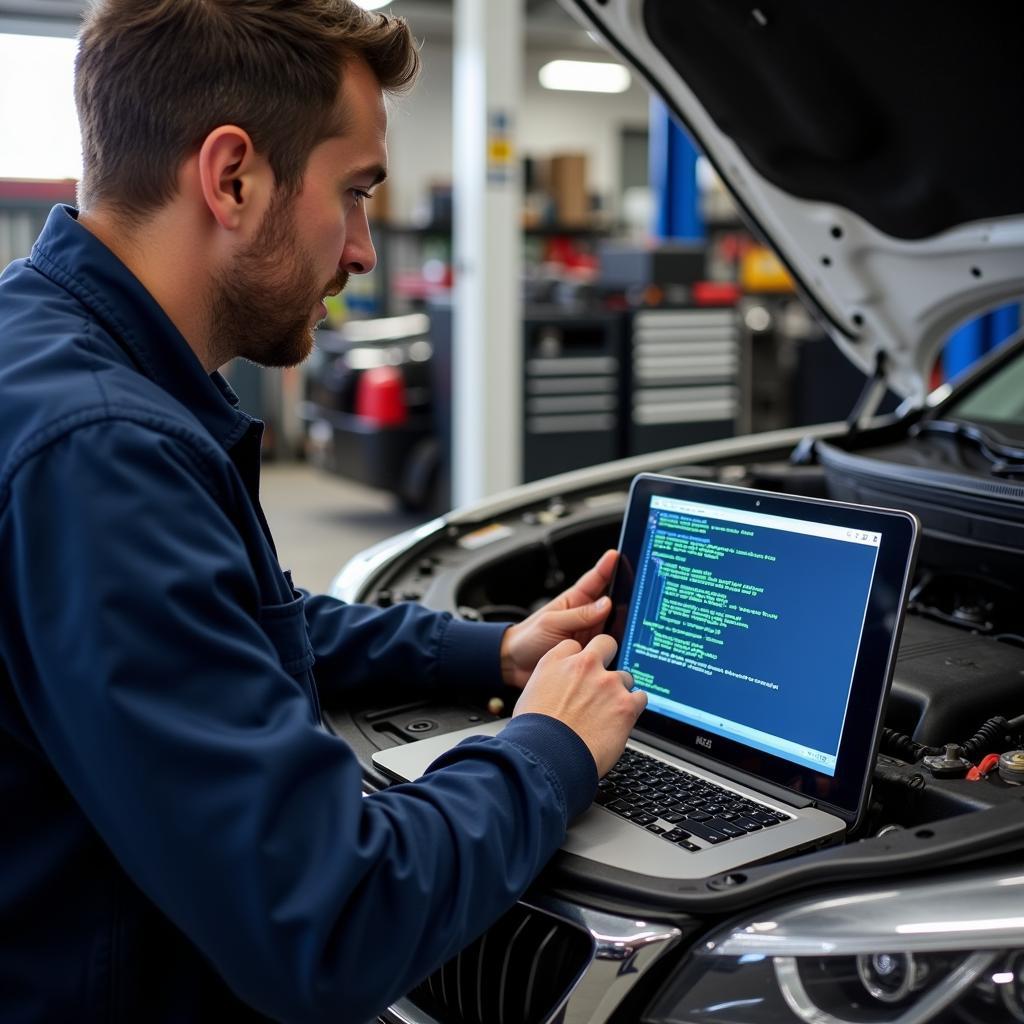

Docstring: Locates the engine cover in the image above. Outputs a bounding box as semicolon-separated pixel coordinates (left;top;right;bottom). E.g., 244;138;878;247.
888;615;1024;746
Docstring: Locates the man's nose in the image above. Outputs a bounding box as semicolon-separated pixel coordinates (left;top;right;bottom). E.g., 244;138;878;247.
341;205;377;276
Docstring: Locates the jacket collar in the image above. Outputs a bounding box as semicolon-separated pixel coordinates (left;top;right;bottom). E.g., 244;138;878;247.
30;205;253;451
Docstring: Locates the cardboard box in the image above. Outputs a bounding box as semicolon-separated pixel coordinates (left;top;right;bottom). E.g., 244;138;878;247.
548;153;589;227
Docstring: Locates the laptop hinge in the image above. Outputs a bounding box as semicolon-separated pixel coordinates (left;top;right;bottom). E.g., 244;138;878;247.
631;728;815;809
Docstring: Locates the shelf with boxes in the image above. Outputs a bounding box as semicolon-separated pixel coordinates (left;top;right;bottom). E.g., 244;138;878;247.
336;220;612;322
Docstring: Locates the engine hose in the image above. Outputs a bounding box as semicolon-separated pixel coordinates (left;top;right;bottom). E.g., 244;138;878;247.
880;716;1017;765
879;728;934;763
959;716;1010;761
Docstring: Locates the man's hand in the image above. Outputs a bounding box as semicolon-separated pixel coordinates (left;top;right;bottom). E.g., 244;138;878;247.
500;549;618;689
513;634;646;776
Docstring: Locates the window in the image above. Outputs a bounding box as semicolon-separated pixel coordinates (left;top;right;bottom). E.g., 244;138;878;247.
0;32;81;180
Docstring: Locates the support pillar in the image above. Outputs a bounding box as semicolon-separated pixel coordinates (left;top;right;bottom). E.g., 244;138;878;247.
452;0;524;506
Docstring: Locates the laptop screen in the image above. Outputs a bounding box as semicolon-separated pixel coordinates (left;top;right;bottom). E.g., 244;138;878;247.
618;493;880;777
608;474;918;820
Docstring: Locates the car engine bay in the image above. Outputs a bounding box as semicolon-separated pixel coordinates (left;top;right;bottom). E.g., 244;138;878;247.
323;425;1024;1024
326;444;1024;852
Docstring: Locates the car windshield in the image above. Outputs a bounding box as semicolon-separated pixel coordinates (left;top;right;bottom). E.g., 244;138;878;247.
944;343;1024;436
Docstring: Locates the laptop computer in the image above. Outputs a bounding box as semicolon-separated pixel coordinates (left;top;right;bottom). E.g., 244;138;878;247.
373;473;919;881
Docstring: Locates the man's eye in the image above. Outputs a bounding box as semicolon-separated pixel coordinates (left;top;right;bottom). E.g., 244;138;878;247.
350;189;374;205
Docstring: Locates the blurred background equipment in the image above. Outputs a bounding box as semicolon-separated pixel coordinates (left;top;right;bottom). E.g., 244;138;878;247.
301;313;440;511
1;1;1019;524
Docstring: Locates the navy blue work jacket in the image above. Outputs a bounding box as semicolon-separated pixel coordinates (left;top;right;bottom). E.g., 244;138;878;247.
0;207;596;1023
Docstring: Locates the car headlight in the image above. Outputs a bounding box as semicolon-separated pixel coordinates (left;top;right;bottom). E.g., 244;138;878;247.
645;866;1024;1023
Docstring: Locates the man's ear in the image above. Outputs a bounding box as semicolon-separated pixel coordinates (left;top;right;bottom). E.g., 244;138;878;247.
196;126;272;230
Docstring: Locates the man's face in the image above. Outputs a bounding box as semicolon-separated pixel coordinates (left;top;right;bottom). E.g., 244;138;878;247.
210;58;387;369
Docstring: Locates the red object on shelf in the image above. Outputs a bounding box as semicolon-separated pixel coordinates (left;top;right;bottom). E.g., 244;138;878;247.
355;366;408;426
692;280;742;306
393;271;451;300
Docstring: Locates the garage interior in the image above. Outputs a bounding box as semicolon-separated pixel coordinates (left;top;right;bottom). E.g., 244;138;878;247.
4;3;1024;1023
6;0;1018;580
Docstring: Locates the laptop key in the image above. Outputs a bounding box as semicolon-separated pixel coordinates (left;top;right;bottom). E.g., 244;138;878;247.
685;821;729;844
607;799;631;813
646;824;666;835
664;825;692;838
635;813;657;826
686;811;712;822
677;840;700;852
711;820;745;838
750;812;782;826
734;816;763;832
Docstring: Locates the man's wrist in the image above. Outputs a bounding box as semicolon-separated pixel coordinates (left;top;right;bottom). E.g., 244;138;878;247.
499;713;599;822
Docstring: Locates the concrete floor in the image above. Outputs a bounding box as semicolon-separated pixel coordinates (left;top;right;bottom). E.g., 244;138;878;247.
258;460;429;594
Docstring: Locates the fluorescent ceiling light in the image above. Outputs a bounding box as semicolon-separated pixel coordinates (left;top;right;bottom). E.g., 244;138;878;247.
355;0;393;9
539;59;631;94
0;33;81;180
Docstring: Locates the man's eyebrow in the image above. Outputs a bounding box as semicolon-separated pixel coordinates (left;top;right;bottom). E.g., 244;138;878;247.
352;164;388;187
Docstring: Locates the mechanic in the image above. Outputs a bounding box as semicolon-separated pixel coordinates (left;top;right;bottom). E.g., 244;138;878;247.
0;2;646;1021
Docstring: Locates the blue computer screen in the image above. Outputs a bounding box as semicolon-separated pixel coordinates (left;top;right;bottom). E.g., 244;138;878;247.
619;495;881;776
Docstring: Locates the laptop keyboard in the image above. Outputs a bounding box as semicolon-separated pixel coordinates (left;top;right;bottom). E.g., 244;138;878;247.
595;747;792;852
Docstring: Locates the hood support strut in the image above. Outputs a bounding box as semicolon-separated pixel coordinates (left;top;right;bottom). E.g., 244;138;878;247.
847;351;889;432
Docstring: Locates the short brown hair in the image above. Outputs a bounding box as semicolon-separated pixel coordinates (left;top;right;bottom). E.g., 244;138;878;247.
75;0;419;220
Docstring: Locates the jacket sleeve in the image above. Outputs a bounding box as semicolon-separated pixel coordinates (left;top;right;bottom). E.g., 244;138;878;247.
300;591;510;700
1;420;597;1024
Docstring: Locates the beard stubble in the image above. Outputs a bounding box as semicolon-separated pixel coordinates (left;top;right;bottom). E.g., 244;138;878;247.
209;191;348;369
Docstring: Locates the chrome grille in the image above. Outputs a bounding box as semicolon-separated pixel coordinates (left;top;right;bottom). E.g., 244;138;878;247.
410;904;593;1024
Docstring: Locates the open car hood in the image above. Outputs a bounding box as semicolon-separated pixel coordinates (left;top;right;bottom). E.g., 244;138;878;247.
563;0;1024;404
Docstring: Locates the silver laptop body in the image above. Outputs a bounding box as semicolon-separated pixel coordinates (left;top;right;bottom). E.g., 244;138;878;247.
373;718;844;880
373;474;918;882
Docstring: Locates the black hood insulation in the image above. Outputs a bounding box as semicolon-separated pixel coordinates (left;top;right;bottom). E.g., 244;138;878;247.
644;0;1024;240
